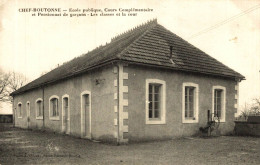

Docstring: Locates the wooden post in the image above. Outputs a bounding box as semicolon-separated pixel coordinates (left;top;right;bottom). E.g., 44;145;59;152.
207;110;211;136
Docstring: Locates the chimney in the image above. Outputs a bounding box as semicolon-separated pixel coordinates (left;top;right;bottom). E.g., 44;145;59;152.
169;46;173;59
169;46;174;64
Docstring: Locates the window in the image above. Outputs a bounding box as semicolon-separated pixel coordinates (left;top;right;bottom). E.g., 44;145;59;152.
212;86;226;122
49;95;59;120
185;87;195;119
36;98;43;119
146;79;166;124
51;98;58;116
182;83;199;123
149;84;161;119
26;101;30;117
17;102;22;118
214;90;222;117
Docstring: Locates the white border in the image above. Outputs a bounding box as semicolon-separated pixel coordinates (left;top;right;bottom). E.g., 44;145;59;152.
212;86;226;122
17;102;22;118
182;82;199;123
62;94;70;134
49;95;60;120
35;98;43;120
80;90;91;139
145;79;166;124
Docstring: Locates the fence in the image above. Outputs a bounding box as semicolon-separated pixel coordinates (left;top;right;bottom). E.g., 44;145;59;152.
234;116;260;137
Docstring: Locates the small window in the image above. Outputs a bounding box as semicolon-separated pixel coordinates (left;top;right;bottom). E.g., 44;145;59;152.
51;98;58;116
212;86;226;122
185;86;195;119
182;83;199;123
49;96;59;120
17;103;22;118
36;98;43;119
149;84;161;119
214;89;222;117
146;79;166;124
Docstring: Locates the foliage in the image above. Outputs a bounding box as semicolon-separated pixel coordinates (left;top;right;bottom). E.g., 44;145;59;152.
0;69;28;102
239;98;260;118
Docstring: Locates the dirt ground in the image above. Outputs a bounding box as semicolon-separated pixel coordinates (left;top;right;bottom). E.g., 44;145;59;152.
0;124;259;165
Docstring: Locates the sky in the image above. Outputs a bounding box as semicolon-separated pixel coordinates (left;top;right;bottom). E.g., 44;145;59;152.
0;0;259;114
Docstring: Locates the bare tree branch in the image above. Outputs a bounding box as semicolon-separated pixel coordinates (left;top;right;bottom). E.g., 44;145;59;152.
0;71;10;102
0;70;28;102
240;97;260;117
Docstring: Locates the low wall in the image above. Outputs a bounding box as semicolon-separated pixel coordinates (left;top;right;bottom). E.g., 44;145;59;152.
0;115;13;123
234;121;260;137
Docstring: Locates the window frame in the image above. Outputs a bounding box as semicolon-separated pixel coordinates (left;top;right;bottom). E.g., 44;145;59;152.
145;79;166;124
35;98;43;120
49;95;60;120
182;82;199;123
17;102;22;118
212;86;226;122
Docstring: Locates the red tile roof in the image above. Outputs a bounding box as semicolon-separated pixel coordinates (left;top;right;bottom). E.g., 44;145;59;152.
11;19;244;95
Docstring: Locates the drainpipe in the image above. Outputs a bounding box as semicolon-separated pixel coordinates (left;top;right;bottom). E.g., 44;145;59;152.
42;86;45;129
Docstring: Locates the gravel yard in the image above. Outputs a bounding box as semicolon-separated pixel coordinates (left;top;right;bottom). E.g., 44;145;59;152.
0;124;259;165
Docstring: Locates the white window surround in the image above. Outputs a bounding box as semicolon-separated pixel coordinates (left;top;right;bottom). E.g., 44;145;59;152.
212;86;226;122
182;82;199;123
80;90;92;139
35;98;43;120
62;94;70;134
17;102;22;118
49;95;60;120
145;79;166;124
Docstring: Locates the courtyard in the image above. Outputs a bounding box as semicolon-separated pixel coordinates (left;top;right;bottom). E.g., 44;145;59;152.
0;123;259;165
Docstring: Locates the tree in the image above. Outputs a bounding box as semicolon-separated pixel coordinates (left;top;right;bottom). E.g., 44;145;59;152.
239;97;260;118
0;70;28;102
8;71;27;92
0;70;10;102
250;98;260;115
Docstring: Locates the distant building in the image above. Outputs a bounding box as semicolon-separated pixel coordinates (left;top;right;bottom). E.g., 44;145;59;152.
0;102;13;123
11;19;245;143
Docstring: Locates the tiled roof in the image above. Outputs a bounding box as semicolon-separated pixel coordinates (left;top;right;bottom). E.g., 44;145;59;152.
11;19;244;95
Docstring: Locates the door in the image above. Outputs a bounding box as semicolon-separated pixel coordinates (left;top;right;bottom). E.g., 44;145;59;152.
82;94;90;138
64;97;69;134
26;102;30;128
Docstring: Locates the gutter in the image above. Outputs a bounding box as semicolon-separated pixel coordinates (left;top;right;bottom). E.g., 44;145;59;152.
10;59;118;96
10;59;245;96
121;60;246;81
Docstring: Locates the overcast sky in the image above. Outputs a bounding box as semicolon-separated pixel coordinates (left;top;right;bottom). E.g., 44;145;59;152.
0;0;259;113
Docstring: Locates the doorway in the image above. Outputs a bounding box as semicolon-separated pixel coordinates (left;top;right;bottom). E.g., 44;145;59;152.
62;96;70;134
26;102;30;129
81;91;91;139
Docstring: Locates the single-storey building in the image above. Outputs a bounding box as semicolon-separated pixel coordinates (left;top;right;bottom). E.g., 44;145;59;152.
11;19;245;143
0;102;13;123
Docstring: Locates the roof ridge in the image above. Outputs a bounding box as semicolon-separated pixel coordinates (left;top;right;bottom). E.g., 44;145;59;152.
156;24;244;78
52;19;158;71
116;22;158;59
111;18;157;42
